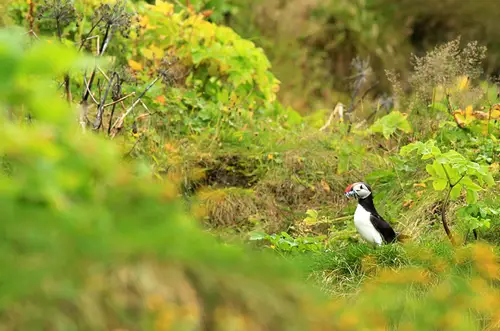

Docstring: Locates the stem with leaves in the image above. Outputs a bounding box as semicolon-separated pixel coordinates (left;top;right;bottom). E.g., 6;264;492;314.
440;165;465;245
400;139;495;245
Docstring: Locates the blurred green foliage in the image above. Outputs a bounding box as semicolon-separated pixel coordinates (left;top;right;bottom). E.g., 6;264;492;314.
0;27;320;330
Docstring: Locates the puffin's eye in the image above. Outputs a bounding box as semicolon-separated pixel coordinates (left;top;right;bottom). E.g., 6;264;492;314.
360;185;365;190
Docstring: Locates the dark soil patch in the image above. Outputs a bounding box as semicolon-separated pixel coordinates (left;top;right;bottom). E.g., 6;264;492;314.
200;155;262;189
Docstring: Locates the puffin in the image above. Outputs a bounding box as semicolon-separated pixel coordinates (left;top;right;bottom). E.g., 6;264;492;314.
344;182;397;246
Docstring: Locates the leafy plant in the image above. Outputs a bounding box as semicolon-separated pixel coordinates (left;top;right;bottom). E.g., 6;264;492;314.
400;139;495;244
249;231;327;254
369;110;412;139
458;203;499;239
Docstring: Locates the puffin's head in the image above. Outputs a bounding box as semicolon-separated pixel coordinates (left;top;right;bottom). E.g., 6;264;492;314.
344;182;372;200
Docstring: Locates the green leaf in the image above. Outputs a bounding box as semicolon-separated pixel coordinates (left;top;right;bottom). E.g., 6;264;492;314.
484;173;495;186
369;111;413;139
400;142;422;156
430;101;449;113
442;150;467;164
285;109;303;127
466;189;479;204
460;176;483;191
422;153;434;160
431;146;442;157
450;183;462;200
426;164;437;177
249;231;268;241
447;167;461;183
432;162;447;179
433;178;448;191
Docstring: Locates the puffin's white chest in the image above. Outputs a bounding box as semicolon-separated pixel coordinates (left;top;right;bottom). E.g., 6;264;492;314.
353;204;383;246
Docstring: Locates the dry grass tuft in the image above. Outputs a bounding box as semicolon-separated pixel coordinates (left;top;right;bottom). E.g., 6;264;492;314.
196;187;260;228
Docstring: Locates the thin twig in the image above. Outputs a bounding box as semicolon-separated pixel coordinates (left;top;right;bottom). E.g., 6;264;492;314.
108;80;123;135
77;17;103;52
83;75;100;105
110;76;160;137
351;80;379;111
99;24;113;56
320;102;344;131
80;25;109;104
93;72;118;130
139;99;150;111
26;30;40;40
103;92;135;108
97;66;111;81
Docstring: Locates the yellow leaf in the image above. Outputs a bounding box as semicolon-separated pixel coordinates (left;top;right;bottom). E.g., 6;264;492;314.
456;75;469;91
152;0;174;16
138;15;150;29
481;123;489;136
219;62;230;73
452;110;466;128
128;59;142;71
465;105;473;119
149;45;164;58
142;45;164;60
142;48;154;60
490;104;500;120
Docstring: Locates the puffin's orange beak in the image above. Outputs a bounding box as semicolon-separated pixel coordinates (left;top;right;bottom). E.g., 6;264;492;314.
344;184;353;194
344;183;357;198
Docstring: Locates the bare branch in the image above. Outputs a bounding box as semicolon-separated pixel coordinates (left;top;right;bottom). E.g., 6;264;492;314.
93;72;118;130
103;92;135;108
110;76;160;137
82;75;100;105
320;102;344;132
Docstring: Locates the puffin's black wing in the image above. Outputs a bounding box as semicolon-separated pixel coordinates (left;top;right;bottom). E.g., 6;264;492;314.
370;214;397;243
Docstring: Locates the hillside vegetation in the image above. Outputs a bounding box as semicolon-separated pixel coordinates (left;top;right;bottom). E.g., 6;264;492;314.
0;0;499;330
